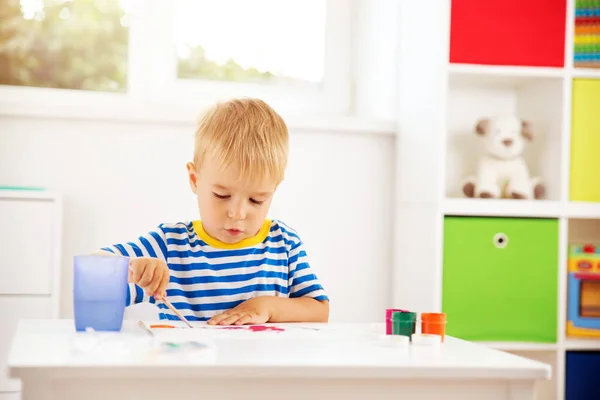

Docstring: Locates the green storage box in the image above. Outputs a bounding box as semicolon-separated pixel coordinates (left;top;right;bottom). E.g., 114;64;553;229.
442;216;559;342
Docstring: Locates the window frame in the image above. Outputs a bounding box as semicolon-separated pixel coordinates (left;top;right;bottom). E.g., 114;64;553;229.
0;0;354;122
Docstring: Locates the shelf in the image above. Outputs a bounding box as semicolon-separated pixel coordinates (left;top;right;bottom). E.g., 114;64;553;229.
474;340;600;352
567;202;600;219
448;64;565;85
477;340;600;352
444;199;600;218
445;71;563;201
476;341;558;351
566;339;600;350
444;198;561;218
572;68;600;78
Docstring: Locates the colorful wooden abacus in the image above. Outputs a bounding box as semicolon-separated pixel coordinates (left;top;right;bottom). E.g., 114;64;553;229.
575;0;600;68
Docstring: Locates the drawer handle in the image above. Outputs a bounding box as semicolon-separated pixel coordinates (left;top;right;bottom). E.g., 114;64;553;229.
493;233;508;248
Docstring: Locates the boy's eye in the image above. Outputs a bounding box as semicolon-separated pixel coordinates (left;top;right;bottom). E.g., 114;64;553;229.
213;192;229;199
250;198;264;205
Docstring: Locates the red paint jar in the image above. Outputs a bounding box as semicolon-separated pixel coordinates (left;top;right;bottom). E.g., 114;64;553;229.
385;308;409;335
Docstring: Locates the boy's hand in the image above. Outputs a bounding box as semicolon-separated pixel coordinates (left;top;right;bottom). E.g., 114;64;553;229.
207;297;272;325
128;257;170;300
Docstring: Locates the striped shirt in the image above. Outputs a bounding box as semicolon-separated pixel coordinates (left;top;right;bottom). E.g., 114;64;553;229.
100;219;329;321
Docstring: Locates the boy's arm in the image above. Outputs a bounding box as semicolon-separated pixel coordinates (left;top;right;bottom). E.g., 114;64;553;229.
98;227;168;261
268;296;329;323
269;239;330;322
93;225;168;305
207;293;329;326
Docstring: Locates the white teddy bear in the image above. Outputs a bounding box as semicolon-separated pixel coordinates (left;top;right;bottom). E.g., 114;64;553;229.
461;116;545;200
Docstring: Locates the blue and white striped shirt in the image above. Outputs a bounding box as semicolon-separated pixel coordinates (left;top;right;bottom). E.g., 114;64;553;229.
101;219;329;321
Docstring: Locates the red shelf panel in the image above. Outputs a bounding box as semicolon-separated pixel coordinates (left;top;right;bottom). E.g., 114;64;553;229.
449;0;567;67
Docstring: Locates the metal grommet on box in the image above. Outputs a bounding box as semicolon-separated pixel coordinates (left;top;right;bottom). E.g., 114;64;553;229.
493;232;508;248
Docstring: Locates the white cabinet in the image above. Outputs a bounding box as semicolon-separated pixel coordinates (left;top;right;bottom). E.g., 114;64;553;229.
0;190;61;398
0;199;55;295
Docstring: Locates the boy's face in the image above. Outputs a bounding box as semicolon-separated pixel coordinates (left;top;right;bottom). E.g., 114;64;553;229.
186;155;277;244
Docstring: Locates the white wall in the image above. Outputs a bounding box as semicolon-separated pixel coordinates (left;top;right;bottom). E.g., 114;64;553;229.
0;116;394;323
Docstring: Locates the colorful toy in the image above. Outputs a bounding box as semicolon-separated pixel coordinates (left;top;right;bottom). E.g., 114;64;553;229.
461;116;545;200
567;243;600;338
574;0;600;68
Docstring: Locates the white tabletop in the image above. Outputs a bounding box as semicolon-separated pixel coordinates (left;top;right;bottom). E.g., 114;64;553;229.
8;319;551;381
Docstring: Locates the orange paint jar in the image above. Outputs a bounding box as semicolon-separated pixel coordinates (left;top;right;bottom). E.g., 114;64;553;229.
421;313;446;342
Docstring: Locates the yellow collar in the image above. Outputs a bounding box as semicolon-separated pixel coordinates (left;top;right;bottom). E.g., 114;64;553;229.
192;220;272;249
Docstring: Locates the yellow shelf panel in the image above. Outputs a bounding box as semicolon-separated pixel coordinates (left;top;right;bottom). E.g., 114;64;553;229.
570;79;600;202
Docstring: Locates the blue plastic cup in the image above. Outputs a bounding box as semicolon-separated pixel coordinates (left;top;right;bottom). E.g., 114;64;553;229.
73;255;129;332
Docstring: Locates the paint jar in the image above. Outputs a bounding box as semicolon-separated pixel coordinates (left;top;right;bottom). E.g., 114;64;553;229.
73;255;129;332
392;311;416;338
421;312;447;342
385;308;409;334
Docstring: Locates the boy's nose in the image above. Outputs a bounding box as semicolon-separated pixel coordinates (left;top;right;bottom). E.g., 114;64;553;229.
228;206;246;220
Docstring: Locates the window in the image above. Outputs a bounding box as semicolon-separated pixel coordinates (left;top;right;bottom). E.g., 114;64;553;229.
174;0;326;86
147;0;351;117
0;0;389;121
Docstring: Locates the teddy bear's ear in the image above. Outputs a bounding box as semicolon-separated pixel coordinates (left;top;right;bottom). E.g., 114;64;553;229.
475;118;490;135
521;120;533;141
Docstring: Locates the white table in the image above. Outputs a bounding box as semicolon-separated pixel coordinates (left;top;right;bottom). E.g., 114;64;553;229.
7;319;551;400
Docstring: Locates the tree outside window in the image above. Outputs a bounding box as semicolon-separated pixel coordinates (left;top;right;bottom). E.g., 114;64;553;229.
0;0;129;92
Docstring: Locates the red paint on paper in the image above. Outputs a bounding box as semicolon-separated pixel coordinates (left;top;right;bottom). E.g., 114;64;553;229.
248;325;284;332
219;325;284;332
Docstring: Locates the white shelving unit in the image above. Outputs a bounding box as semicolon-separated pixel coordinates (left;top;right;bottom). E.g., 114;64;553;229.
394;1;600;399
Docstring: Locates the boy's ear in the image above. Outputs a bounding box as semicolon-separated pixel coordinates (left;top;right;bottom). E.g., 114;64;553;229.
186;162;198;192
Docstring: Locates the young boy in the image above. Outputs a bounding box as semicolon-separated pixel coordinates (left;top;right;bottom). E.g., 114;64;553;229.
96;98;329;325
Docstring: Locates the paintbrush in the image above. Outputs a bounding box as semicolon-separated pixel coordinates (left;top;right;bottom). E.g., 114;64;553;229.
161;298;193;328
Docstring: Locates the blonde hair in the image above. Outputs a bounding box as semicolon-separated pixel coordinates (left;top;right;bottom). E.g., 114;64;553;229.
193;98;289;185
